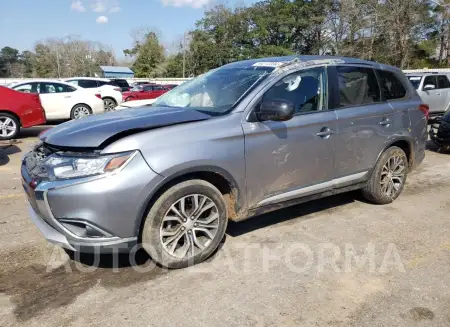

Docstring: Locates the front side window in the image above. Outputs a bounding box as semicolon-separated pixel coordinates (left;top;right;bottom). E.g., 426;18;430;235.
262;67;327;114
143;85;154;91
337;66;380;107
153;65;273;115
40;82;72;94
377;70;407;100
423;76;437;90
437;75;450;89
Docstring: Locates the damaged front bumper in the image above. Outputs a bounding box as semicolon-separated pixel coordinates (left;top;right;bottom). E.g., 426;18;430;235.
21;149;163;253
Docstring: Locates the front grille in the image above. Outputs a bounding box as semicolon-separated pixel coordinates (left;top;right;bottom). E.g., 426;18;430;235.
24;143;55;179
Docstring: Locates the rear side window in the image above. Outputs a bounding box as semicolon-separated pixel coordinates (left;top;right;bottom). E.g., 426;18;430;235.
407;76;422;89
377;70;407;100
113;79;129;87
143;85;154;91
78;80;98;88
336;66;380;107
437;75;450;89
153;85;165;90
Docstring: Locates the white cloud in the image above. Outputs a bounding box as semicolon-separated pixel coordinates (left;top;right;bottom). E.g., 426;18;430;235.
161;0;210;8
91;0;120;13
71;0;86;12
96;15;109;24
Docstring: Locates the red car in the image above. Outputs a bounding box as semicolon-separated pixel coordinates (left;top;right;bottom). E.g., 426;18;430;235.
122;84;169;102
0;86;46;140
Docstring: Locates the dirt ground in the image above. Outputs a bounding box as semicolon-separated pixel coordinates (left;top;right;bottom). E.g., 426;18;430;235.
1;126;450;327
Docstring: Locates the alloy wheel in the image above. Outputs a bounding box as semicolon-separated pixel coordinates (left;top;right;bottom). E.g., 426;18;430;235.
103;99;116;111
72;106;91;119
0;116;17;138
380;154;406;198
160;194;220;259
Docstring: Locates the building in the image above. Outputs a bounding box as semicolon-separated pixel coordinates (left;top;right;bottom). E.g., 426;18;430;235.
99;66;134;78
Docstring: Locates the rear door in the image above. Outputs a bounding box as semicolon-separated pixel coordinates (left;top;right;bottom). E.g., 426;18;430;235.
331;65;395;178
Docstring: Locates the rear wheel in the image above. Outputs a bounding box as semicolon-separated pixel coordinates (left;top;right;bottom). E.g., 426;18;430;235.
70;104;92;120
103;97;117;111
141;180;228;269
362;146;408;204
0;113;20;140
125;96;134;102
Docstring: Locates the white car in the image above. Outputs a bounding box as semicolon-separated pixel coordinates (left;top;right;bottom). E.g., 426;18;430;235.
63;77;123;111
11;80;105;120
114;98;157;110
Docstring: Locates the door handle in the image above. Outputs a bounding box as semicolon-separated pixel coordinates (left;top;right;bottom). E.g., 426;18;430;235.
436;92;441;96
316;128;335;138
379;118;391;126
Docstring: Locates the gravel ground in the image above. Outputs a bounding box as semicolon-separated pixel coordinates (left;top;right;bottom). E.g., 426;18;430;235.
0;127;450;327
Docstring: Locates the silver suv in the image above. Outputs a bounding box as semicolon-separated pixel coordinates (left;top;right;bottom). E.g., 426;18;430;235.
22;56;428;268
407;72;450;120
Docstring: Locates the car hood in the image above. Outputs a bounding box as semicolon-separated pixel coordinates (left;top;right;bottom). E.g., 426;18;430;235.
40;106;211;149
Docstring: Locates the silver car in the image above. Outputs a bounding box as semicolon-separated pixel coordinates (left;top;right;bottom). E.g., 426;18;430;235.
22;56;428;268
407;73;450;120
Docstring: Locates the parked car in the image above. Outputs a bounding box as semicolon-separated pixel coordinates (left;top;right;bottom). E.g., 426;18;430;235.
64;77;123;111
11;80;105;120
22;55;428;268
406;72;450;121
109;78;132;92
122;84;169;102
0;86;46;140
115;98;157;110
430;109;450;149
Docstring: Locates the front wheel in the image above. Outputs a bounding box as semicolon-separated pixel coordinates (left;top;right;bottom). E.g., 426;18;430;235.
141;180;228;269
362;146;408;204
0;113;20;140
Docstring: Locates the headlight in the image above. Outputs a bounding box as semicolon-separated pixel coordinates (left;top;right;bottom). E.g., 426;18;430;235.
44;151;136;180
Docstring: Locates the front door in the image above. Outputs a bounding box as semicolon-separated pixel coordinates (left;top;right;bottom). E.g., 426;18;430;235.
420;75;442;113
38;82;72;120
436;75;450;113
242;67;337;208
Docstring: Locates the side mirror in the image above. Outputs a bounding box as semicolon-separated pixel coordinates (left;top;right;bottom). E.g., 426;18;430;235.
257;99;295;122
423;84;436;91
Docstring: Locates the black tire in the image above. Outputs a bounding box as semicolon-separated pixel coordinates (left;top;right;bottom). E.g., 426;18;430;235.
125;96;134;102
70;104;92;120
0;113;20;140
103;97;117;111
141;179;228;269
362;146;408;204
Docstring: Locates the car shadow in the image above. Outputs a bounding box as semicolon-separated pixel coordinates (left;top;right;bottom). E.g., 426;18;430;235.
226;192;358;237
17;125;54;140
0;144;21;166
426;140;450;154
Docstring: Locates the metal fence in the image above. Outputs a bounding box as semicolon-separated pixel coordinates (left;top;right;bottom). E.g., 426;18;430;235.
0;77;190;86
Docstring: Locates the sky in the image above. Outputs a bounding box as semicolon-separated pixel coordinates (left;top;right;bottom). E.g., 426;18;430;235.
0;0;244;58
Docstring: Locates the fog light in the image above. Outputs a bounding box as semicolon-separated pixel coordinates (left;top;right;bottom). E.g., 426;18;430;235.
58;219;113;238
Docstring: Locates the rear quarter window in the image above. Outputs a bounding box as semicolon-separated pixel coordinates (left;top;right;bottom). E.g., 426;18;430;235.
377;70;407;100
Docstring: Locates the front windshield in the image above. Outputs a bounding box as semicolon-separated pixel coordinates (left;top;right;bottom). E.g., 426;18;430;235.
408;76;422;89
153;66;274;115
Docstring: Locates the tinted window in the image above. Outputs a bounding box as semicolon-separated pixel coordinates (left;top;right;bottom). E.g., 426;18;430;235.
423;76;437;89
262;67;327;114
437;75;450;89
377;70;407;100
337;66;380;107
78;80;99;88
143;85;154;91
14;82;40;93
408;76;422;89
112;79;129;87
153;85;165;90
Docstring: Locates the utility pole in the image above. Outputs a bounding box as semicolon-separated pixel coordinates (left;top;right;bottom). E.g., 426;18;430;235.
182;33;186;78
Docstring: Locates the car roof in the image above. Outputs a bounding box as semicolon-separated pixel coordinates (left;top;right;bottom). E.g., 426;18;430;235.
10;79;81;88
405;72;450;76
222;55;393;70
64;77;111;81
